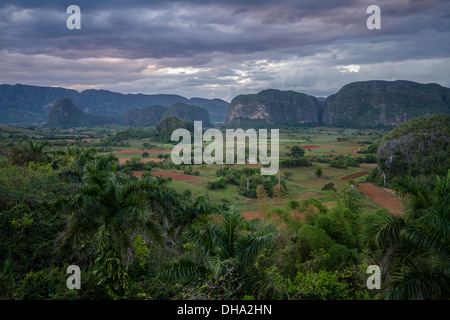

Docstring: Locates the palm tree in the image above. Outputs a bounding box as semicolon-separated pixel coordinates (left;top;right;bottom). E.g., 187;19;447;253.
159;208;279;298
364;173;450;299
174;195;224;227
54;145;97;182
3;139;52;165
22;140;52;163
138;175;179;244
57;155;163;297
59;161;162;259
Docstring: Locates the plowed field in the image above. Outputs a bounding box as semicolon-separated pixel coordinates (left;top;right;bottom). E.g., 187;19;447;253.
358;183;403;215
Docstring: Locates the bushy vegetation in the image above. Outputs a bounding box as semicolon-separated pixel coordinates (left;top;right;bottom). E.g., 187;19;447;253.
377;115;450;185
0;129;448;301
213;167;287;198
329;156;360;169
280;157;312;168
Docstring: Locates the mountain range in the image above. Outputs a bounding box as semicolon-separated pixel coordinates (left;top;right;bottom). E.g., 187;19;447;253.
322;80;450;127
1;80;449;128
225;80;450;128
225;89;324;127
46;98;212;127
0;84;228;124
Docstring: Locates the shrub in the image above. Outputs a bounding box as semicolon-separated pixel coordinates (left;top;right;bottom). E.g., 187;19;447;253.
278;268;353;300
323;244;358;270
267;208;290;224
15;268;77;300
314;166;323;178
280;157;312;168
298;225;334;254
322;182;337;191
183;166;193;174
287;146;305;158
314;205;358;248
330;159;347;169
206;177;227;190
341;185;362;213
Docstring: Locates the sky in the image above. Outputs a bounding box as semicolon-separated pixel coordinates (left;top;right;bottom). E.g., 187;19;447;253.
1;0;449;102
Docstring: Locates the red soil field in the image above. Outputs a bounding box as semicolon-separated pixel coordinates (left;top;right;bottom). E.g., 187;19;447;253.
118;158;164;164
132;171;147;178
340;171;370;181
357;183;403;215
301;145;321;149
150;172;199;181
114;149;172;154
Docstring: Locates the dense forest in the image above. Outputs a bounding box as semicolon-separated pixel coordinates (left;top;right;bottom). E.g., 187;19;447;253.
0;123;448;300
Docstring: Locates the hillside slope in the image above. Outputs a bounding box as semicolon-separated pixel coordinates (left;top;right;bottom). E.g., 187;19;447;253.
377;114;450;182
225;89;322;127
322;80;450;128
0;84;228;124
46;98;116;127
162;103;212;127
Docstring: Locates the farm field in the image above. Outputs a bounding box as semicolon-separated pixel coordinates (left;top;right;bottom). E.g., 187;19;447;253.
2;120;448;302
107;127;396;215
0;125;397;215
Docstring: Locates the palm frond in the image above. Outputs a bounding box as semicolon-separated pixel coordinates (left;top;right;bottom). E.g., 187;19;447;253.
239;223;278;266
370;214;406;250
159;257;208;282
387;264;450;300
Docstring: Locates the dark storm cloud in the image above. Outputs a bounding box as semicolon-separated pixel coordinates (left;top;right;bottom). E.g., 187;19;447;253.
0;0;449;99
2;0;447;60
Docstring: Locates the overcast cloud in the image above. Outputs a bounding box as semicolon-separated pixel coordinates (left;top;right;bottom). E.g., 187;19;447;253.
0;0;449;101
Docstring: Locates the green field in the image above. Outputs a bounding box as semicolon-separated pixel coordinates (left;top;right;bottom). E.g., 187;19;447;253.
2;122;448;301
0;125;383;214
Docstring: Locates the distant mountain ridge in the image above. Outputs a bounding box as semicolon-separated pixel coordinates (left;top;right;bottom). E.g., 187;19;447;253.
322;80;450;127
3;80;450;128
225;80;450;128
47;98;117;126
46;98;213;127
225;89;323;127
0;84;229;124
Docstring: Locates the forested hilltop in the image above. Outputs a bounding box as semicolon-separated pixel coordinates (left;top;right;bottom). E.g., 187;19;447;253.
322;81;450;127
2;80;449;129
375;114;450;184
0;84;229;124
225;89;323;127
46;99;213;128
226;80;450;129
